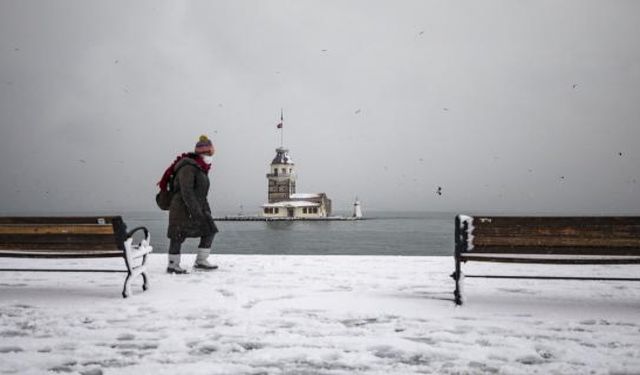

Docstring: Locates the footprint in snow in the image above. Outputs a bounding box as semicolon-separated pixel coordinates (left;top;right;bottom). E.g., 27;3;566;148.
0;330;28;337
579;319;597;326
239;342;264;351
341;317;381;327
405;337;436;345
217;288;234;297
468;361;500;374
496;287;537;295
0;346;23;353
535;346;556;360
111;342;158;350
517;355;547;365
452;316;477;321
48;365;75;373
12;303;33;309
190;343;219;355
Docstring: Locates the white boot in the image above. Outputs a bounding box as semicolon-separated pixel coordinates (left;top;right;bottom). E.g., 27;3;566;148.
194;248;218;270
167;254;187;274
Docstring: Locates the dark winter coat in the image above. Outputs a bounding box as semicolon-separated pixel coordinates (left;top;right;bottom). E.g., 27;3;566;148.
167;157;218;240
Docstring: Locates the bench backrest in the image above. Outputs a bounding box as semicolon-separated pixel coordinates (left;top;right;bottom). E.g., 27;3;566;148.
455;215;640;256
0;216;128;257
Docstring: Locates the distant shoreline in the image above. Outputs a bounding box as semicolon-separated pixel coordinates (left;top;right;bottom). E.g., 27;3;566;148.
212;216;366;221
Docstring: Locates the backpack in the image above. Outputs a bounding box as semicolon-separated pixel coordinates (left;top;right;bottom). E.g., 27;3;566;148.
155;164;189;211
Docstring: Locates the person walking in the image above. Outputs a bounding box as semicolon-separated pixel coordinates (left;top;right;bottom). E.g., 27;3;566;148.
165;135;219;273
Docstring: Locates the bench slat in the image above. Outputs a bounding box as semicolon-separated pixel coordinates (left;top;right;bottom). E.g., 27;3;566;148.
0;234;118;244
471;216;640;227
460;253;640;264
469;246;640;255
473;236;640;249
0;243;120;251
0;217;120;224
0;224;114;235
472;226;640;238
0;250;124;258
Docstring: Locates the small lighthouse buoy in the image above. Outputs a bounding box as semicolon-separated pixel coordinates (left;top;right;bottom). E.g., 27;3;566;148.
353;197;363;219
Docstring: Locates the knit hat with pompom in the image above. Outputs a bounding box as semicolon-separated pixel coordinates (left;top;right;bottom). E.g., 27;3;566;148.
195;135;213;154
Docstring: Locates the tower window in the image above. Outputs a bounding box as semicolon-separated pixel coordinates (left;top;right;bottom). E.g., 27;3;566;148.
282;168;286;174
274;169;278;176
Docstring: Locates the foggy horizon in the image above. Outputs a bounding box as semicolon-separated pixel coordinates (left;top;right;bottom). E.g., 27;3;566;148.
1;1;639;216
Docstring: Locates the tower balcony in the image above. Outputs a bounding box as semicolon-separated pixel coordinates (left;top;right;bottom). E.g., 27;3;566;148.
266;172;296;179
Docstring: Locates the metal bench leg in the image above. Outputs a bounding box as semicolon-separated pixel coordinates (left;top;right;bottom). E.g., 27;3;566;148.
122;238;135;298
121;230;153;298
141;253;150;291
452;215;468;305
122;274;132;298
451;257;463;305
122;239;133;298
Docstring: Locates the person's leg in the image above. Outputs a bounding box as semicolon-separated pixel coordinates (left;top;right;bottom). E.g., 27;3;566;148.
194;233;218;269
167;236;188;273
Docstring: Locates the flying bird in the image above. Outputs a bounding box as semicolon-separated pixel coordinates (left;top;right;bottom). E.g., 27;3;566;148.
354;109;361;114
436;186;443;196
572;83;578;89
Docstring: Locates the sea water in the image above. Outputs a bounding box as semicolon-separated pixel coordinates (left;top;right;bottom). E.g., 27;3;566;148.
125;211;454;256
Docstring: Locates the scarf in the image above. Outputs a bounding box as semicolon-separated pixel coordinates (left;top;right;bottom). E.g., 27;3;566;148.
157;153;211;191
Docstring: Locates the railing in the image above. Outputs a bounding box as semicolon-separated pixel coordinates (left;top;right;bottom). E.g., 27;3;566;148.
266;173;295;178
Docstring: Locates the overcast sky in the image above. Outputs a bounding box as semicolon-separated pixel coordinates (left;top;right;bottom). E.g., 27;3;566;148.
1;0;639;215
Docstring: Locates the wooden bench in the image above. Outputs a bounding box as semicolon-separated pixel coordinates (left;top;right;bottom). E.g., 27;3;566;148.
451;215;640;305
0;216;152;298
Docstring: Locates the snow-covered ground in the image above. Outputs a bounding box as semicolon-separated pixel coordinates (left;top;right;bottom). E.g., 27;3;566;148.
1;255;639;374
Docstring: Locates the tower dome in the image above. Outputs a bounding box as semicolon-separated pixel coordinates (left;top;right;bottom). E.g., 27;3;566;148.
271;147;294;165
